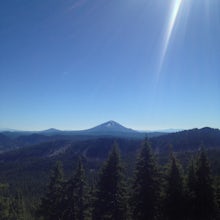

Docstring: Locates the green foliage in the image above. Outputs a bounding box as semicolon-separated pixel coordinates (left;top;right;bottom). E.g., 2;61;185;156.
62;158;90;220
93;143;128;220
0;188;26;220
0;195;10;220
39;159;91;220
39;161;64;220
193;148;217;220
215;177;220;218
185;158;197;219
0;137;220;219
130;141;161;220
163;153;185;220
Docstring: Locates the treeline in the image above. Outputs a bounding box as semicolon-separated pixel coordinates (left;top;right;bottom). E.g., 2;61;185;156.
38;141;220;220
0;141;219;219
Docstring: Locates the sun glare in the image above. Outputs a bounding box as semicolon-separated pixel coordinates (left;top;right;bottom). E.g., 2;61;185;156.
157;0;184;79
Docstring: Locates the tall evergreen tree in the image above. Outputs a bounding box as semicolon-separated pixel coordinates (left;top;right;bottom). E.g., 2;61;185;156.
0;184;10;220
194;148;217;220
215;177;220;219
163;153;185;220
93;143;127;220
130;141;160;220
10;192;26;220
0;196;10;220
0;184;27;220
186;159;197;220
39;161;64;220
63;158;90;220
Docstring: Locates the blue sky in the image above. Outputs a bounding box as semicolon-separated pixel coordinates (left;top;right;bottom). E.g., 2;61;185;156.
0;0;219;131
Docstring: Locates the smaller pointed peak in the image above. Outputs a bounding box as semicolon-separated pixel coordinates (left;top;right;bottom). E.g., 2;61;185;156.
41;128;61;133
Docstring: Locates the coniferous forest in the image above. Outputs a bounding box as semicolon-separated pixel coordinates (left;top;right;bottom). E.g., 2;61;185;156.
1;140;220;220
1;0;220;218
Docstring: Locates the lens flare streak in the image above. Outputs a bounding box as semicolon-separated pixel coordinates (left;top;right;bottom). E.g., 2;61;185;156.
157;0;183;77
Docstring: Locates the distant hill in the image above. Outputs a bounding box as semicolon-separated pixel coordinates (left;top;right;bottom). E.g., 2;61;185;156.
0;133;17;152
150;127;220;152
40;128;62;135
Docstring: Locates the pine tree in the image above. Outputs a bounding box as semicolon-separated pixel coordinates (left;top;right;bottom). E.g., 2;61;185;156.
0;184;27;220
0;184;10;220
0;196;10;220
130;141;160;220
63;158;90;220
39;161;64;220
194;148;217;220
10;192;26;220
163;153;185;220
93;143;127;220
186;159;197;220
215;177;220;219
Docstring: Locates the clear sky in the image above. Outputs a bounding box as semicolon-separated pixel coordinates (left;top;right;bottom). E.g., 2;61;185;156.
0;0;219;131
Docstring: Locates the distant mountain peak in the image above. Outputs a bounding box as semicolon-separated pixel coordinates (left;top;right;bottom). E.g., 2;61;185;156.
87;120;137;134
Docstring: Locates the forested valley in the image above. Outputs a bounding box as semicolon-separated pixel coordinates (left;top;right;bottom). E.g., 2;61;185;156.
0;139;220;220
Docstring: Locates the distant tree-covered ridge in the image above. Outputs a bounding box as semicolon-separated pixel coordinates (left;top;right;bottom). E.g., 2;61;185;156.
0;126;220;153
150;127;220;152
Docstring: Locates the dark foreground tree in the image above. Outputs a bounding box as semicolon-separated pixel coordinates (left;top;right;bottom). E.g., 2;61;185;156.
194;148;217;220
63;158;90;220
215;177;220;219
39;161;64;220
130;141;160;220
0;184;26;220
93;143;128;220
163;153;185;220
186;159;197;219
10;192;26;220
0;194;10;220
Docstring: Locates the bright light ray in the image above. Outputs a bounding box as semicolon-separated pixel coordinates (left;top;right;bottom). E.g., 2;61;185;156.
157;0;183;79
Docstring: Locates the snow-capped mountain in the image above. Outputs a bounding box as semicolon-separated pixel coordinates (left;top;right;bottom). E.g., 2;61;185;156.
86;120;137;134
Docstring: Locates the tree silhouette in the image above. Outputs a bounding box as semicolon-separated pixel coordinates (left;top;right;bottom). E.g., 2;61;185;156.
130;141;161;220
163;153;185;220
63;158;90;220
93;143;127;220
194;148;217;220
39;161;64;220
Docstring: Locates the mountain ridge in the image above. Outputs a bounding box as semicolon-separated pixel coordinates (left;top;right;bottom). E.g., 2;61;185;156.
1;121;220;154
0;120;192;134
